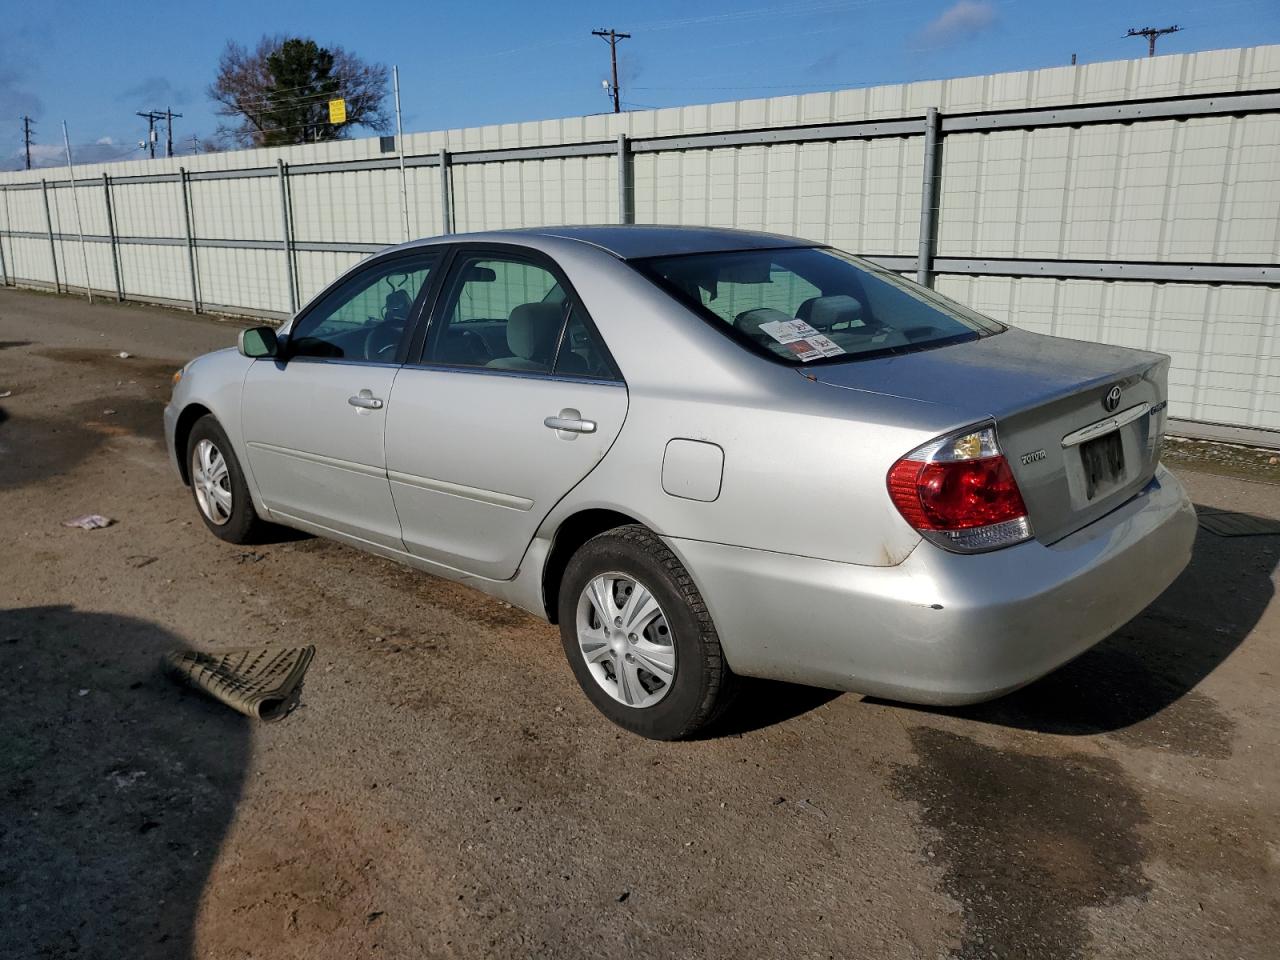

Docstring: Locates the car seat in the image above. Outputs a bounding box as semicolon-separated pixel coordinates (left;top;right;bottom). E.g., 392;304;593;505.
486;302;565;372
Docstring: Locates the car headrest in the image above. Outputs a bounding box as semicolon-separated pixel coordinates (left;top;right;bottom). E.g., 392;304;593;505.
507;302;564;360
803;294;864;329
384;288;413;322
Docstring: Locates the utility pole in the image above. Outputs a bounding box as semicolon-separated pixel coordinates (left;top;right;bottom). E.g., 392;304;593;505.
1125;25;1181;57
136;110;164;159
164;107;183;158
21;115;35;170
592;28;630;114
186;134;200;155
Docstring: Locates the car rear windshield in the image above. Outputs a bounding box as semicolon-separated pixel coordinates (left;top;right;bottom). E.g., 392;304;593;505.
632;246;1005;365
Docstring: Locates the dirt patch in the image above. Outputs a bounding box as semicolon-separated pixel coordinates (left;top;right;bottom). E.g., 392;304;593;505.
73;394;168;444
36;346;180;391
892;728;1150;960
0;411;103;490
285;537;540;631
1163;438;1280;485
0;393;165;491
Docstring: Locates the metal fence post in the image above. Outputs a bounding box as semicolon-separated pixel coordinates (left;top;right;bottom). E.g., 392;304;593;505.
616;133;633;225
916;107;942;288
41;179;61;293
102;173;124;301
0;188;9;287
439;149;453;234
179;168;201;313
277;159;298;314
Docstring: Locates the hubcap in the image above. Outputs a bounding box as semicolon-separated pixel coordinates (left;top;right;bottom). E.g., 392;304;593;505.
191;438;232;526
576;573;676;708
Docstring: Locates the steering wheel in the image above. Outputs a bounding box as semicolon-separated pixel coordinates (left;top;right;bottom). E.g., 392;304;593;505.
363;322;403;360
458;329;492;364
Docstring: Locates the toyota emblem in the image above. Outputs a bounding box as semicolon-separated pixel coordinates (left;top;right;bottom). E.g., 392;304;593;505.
1103;385;1123;413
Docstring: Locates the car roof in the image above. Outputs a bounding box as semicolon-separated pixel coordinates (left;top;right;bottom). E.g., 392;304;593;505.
413;225;818;260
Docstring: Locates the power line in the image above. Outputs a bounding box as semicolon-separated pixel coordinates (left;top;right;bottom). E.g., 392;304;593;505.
223;85;356;110
21;115;35;170
1125;25;1182;57
592;28;630;114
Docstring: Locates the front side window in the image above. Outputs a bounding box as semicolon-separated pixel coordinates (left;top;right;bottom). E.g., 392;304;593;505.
633;247;1004;365
426;253;619;380
289;254;436;362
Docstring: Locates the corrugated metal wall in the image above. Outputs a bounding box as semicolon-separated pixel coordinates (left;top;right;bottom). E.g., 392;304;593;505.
1;44;1278;435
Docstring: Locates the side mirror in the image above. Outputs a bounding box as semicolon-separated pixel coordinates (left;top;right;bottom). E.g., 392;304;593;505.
238;326;279;359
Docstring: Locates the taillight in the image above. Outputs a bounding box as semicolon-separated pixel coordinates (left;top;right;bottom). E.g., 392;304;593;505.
887;424;1032;553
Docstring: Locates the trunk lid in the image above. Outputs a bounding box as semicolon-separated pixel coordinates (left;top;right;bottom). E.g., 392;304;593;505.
808;327;1170;544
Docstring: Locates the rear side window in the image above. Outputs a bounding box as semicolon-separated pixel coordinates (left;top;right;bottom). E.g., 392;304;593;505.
557;303;620;381
633;247;1004;365
425;252;620;380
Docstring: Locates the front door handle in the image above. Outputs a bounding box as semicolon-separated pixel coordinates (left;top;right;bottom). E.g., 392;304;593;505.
544;409;597;435
348;389;384;410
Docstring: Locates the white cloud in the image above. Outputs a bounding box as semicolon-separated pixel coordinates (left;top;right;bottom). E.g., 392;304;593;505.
2;138;139;172
918;1;997;48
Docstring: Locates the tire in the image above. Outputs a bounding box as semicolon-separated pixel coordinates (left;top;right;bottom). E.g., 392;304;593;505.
185;414;267;544
558;524;736;740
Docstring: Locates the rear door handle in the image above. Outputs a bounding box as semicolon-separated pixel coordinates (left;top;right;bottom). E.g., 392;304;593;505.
544;410;596;435
348;389;384;410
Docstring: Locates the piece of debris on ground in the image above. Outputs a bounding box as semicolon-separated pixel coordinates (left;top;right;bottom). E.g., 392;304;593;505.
163;645;316;721
62;514;115;530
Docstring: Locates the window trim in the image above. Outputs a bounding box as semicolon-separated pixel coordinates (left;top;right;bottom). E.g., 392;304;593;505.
282;249;445;367
408;242;624;384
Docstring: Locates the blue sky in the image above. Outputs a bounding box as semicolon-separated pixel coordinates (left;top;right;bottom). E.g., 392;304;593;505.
3;0;1279;169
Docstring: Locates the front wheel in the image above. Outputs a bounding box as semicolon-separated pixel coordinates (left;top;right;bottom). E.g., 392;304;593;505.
186;415;267;544
558;525;735;740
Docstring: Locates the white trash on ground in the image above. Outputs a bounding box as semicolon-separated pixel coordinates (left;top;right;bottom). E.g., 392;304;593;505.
62;514;115;530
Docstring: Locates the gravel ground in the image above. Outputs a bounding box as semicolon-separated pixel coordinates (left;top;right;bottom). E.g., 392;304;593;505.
1;287;1277;960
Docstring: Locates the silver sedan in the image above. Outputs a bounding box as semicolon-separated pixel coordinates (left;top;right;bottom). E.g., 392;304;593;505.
164;226;1197;739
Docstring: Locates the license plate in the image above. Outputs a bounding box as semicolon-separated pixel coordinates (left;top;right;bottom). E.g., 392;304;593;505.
1080;430;1125;500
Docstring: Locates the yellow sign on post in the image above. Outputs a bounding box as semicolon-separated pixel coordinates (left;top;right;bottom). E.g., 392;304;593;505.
328;98;347;125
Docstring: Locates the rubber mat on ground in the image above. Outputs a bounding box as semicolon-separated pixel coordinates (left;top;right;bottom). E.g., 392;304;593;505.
1197;509;1280;538
164;645;316;721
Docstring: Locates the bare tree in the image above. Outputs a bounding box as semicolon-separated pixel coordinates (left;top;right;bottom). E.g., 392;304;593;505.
209;35;391;148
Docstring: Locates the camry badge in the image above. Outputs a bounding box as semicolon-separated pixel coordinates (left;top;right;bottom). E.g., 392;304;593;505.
1103;385;1123;413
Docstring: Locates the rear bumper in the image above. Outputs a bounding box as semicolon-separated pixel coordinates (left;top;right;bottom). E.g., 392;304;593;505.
665;464;1197;705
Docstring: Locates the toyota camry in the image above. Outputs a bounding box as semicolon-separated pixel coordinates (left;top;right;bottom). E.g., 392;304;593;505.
164;226;1197;739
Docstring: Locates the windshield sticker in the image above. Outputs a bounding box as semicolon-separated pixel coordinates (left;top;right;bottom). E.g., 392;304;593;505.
757;319;847;362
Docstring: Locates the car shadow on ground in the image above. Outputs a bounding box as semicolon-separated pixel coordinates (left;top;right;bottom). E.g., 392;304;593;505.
0;605;248;960
705;677;844;737
887;504;1276;739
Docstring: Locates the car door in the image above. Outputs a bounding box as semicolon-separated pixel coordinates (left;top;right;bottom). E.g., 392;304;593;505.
240;250;440;550
384;247;628;579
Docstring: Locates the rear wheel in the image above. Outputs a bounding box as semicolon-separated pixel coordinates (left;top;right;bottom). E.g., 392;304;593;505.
186;415;266;544
558;525;735;740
